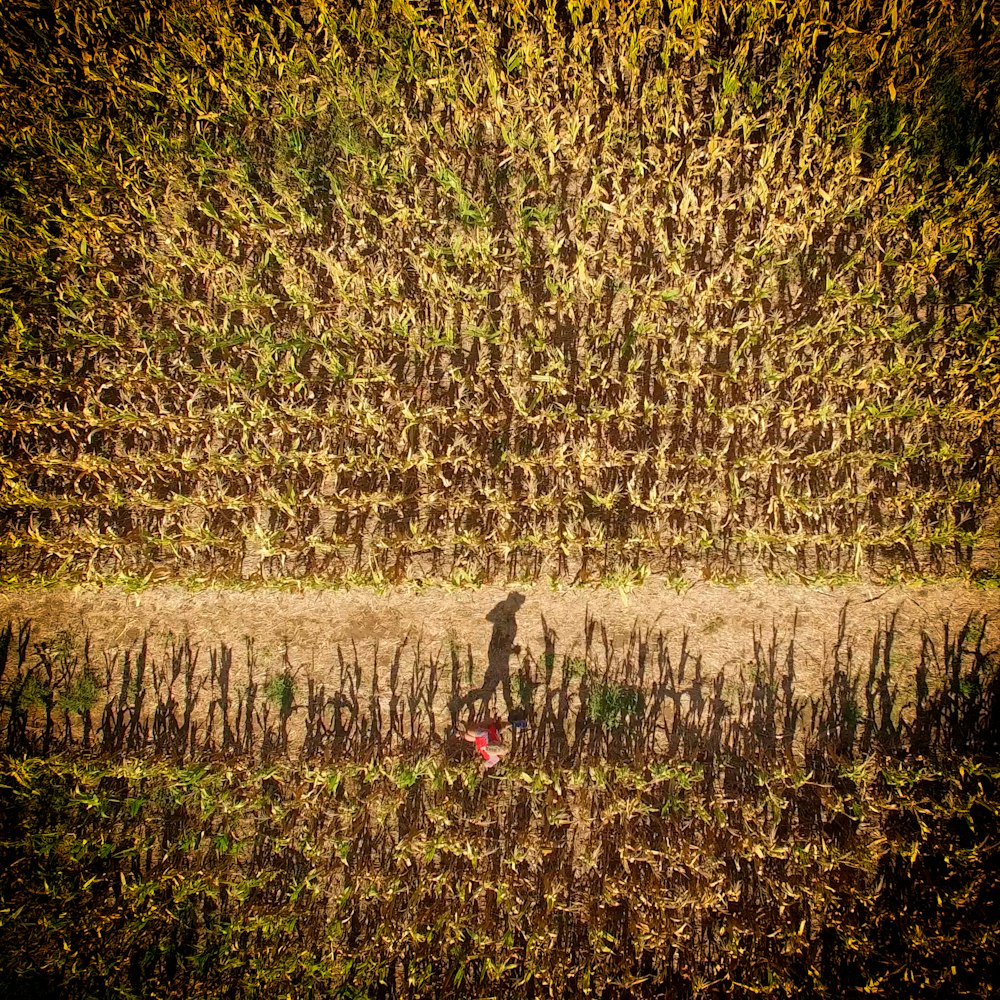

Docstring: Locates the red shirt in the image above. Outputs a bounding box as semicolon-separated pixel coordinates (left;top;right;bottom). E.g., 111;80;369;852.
474;723;500;760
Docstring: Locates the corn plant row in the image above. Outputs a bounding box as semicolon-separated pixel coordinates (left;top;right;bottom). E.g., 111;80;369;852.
1;0;998;585
2;734;998;995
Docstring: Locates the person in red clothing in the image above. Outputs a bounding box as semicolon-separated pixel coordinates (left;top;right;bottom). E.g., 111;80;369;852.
456;716;527;768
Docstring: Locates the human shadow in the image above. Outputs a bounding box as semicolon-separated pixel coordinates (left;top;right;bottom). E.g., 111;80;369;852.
455;591;526;720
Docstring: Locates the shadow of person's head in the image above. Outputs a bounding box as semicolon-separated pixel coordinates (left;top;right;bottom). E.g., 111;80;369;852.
486;590;526;623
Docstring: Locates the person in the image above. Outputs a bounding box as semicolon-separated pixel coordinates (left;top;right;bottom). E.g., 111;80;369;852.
456;716;527;768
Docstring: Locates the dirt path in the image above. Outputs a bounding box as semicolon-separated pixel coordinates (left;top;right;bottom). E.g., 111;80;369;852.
3;577;998;707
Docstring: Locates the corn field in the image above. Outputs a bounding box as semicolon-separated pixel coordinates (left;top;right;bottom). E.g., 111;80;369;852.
1;0;999;585
2;612;999;997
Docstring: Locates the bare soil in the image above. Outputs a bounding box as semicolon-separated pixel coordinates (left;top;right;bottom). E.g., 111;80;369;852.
3;577;998;723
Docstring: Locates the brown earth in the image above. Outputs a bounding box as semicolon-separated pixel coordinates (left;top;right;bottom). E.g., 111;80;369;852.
3;577;998;729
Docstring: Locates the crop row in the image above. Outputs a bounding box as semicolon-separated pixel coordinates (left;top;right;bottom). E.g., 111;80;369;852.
1;0;998;584
2;741;998;996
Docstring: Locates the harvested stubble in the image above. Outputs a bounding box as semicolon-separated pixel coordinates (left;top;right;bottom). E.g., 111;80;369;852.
1;0;999;586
